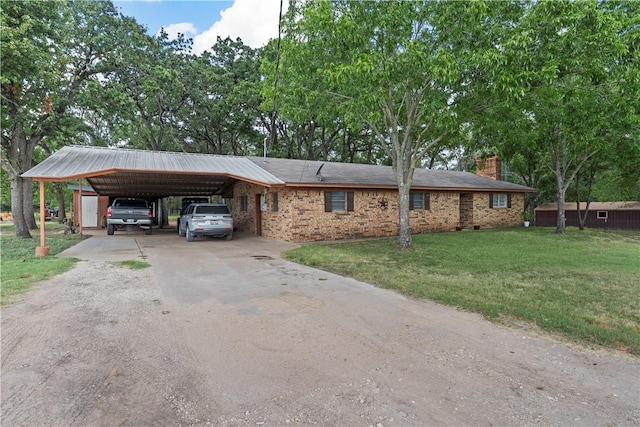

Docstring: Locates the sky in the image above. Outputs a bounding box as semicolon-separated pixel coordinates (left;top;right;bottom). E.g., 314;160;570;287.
114;0;288;54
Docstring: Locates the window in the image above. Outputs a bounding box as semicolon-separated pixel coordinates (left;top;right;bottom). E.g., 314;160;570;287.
324;191;354;212
410;192;430;210
490;193;511;209
196;205;230;214
272;192;279;212
240;195;248;212
597;211;608;220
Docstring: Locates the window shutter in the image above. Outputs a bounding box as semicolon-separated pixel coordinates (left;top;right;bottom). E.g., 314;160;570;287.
425;193;431;210
347;191;354;212
489;193;494;208
409;193;415;210
324;192;332;212
507;194;512;208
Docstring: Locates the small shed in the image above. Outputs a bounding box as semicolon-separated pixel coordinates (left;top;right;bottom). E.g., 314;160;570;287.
535;201;640;230
68;184;110;228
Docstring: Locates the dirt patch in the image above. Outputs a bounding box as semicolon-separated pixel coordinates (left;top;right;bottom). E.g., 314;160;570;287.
2;242;639;426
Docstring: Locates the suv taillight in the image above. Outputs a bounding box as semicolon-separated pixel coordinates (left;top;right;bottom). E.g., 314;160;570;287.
148;209;153;218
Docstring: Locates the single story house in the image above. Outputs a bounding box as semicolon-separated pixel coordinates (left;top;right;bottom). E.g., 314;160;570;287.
235;156;533;242
535;201;640;231
23;146;535;243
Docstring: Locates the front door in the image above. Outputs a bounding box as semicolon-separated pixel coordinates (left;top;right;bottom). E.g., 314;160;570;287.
459;193;474;229
255;194;262;236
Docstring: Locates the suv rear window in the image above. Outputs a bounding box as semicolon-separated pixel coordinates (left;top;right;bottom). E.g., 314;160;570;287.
195;205;230;214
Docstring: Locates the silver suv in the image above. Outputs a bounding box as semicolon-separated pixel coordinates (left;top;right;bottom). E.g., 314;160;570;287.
178;203;233;242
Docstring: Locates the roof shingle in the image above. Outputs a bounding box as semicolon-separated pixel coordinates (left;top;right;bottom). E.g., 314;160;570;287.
22;146;535;196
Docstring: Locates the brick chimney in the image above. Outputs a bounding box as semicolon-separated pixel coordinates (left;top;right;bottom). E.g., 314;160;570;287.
476;156;501;180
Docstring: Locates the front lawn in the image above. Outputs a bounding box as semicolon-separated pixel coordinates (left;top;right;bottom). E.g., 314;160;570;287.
0;222;87;305
283;227;640;355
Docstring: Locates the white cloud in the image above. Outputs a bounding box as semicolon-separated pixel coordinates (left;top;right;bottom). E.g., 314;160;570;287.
161;22;198;40
192;0;288;54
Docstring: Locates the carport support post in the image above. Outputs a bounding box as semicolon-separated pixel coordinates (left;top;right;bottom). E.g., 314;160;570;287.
35;180;50;257
78;179;83;235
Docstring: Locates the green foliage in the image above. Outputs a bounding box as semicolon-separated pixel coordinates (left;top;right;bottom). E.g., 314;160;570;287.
3;0;636;239
284;228;640;354
183;37;263;155
0;224;86;305
0;167;10;211
110;260;150;270
471;0;639;226
274;1;507;247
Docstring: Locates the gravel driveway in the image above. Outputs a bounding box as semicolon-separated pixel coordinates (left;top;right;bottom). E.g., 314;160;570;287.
2;229;638;426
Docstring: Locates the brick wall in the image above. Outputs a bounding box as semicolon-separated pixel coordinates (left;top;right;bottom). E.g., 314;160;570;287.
233;182;267;235
233;183;524;242
473;193;524;228
476;157;501;181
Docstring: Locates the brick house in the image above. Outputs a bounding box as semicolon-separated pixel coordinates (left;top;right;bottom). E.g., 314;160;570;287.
23;146;534;242
233;156;534;242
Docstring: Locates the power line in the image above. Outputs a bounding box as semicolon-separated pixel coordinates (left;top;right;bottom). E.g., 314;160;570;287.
270;0;284;150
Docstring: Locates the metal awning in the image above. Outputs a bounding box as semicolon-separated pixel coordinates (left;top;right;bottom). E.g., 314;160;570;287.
22;145;284;198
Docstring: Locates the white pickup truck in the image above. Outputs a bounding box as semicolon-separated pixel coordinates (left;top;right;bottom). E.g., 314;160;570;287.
106;198;153;235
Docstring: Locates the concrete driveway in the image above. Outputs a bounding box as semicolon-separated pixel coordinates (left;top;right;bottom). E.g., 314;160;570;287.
2;228;638;426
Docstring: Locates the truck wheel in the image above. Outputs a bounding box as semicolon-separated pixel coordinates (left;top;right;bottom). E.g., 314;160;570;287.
186;227;195;242
107;224;115;235
145;228;152;235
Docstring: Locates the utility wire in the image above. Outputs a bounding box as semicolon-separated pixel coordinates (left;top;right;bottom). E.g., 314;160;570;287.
270;0;284;151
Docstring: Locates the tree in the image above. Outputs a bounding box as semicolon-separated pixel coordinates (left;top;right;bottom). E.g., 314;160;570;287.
497;0;637;233
184;37;263;155
1;1;64;236
275;1;492;249
1;0;149;237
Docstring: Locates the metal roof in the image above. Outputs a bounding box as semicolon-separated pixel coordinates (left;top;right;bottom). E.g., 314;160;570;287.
22;146;284;198
536;201;640;211
22;145;535;198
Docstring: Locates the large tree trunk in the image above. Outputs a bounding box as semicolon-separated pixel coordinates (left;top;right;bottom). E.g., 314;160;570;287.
575;168;596;231
160;198;169;228
23;177;37;229
397;178;412;249
549;132;568;234
11;176;32;238
556;182;566;234
2;120;41;236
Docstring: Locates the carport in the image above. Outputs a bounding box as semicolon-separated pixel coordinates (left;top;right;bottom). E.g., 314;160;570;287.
21;145;283;256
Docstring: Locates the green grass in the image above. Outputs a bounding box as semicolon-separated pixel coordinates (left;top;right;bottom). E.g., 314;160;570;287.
283;227;640;355
110;260;151;269
0;222;87;305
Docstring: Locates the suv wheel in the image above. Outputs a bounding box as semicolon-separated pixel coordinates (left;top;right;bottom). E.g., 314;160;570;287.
186;227;195;242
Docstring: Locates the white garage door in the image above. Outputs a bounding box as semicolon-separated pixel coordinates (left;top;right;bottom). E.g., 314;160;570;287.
81;196;98;227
